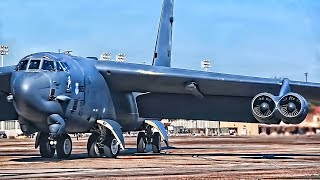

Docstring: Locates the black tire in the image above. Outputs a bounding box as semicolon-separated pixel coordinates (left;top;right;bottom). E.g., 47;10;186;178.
56;134;72;159
103;135;120;158
152;132;161;153
87;133;103;158
39;134;55;158
137;132;146;153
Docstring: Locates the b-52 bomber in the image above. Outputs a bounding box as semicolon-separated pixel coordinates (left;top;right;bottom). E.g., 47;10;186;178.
1;0;320;159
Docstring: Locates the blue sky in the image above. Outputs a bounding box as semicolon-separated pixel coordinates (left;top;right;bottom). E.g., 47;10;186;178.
1;0;320;82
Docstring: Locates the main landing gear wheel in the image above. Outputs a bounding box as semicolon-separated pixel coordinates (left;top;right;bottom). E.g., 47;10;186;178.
39;133;55;158
136;130;162;154
137;132;146;153
103;135;120;158
87;133;103;158
56;134;72;159
152;132;161;153
87;133;120;158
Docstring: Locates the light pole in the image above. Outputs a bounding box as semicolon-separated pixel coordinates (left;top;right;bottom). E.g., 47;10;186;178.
201;59;211;71
0;45;9;67
116;54;127;63
100;53;112;60
201;60;213;136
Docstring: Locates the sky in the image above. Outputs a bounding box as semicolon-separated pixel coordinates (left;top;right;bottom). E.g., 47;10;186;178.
1;0;320;82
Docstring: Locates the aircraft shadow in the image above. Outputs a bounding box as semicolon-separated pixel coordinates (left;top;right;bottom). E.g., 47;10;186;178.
10;153;88;162
162;146;320;159
7;146;320;162
0;153;40;157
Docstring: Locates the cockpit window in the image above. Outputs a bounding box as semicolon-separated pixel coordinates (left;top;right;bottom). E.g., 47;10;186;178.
56;62;64;71
16;55;70;72
28;60;41;70
42;60;55;71
60;62;70;72
16;60;29;71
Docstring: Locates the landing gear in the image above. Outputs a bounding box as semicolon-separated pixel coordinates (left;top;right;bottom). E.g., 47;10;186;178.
56;134;72;159
37;133;72;159
87;133;103;157
103;135;120;158
137;132;146;153
152;132;161;153
39;133;55;158
136;126;162;153
87;133;120;158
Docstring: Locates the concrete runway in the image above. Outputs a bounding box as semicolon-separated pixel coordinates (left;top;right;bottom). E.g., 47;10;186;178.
0;135;320;179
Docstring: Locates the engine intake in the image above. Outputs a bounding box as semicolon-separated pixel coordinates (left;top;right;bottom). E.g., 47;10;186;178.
278;93;308;124
251;93;281;124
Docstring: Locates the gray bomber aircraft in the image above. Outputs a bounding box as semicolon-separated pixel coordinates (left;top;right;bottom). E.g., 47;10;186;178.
1;0;320;159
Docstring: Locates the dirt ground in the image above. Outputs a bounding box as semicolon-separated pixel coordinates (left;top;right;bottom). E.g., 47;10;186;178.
0;135;320;179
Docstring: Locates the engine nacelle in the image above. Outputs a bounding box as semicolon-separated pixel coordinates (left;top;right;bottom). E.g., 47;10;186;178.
278;93;308;124
251;93;281;124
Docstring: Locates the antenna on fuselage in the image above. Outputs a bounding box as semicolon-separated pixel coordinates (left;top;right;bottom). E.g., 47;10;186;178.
63;51;73;55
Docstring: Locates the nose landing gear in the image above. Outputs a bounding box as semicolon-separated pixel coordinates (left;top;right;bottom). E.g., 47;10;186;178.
36;133;72;159
38;133;55;158
56;134;72;158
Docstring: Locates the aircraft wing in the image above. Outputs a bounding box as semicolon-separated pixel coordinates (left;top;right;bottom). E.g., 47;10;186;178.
0;66;18;121
96;61;320;123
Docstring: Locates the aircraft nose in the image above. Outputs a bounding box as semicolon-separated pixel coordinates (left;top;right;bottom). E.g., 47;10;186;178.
12;73;51;115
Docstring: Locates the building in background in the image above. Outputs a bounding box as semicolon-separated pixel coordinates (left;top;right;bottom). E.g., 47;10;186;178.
0;121;22;137
220;122;259;135
163;119;219;135
162;108;320;136
0;45;21;138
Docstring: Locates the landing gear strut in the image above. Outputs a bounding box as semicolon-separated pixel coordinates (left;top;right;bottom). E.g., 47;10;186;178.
38;133;72;159
137;126;162;153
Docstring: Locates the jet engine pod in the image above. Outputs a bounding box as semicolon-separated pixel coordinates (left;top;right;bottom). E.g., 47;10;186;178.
251;93;281;124
278;93;308;124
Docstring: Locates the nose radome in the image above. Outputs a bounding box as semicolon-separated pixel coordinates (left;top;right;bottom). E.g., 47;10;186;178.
12;73;51;112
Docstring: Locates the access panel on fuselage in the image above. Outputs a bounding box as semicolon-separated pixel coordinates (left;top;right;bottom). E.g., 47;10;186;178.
63;57;87;132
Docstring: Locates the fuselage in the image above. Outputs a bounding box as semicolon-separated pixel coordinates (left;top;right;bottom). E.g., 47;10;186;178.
11;52;144;134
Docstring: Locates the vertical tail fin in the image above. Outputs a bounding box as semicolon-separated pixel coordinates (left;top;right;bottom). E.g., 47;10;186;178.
152;0;174;67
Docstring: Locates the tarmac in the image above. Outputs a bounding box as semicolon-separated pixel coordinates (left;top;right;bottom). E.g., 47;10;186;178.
0;135;320;179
